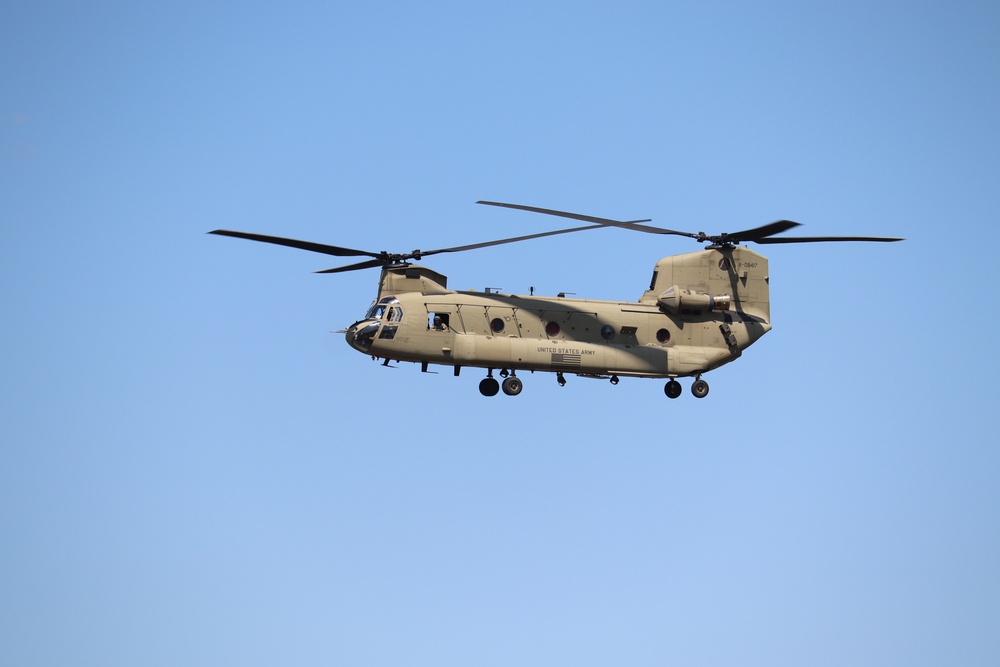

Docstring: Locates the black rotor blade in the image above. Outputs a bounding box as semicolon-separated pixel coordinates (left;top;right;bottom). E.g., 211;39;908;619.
755;235;905;244
418;223;608;257
477;200;699;239
209;229;378;258
212;220;618;276
315;258;387;274
724;220;802;243
313;225;605;271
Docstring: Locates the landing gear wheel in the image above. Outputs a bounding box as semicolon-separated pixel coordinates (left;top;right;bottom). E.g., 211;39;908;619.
479;377;500;397
664;380;682;399
502;376;523;396
691;379;710;399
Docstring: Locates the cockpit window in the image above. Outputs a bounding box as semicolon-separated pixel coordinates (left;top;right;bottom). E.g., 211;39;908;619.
365;297;400;321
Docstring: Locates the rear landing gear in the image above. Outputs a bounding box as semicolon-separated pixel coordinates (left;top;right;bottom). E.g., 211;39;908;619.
664;380;682;399
664;378;710;399
691;378;710;399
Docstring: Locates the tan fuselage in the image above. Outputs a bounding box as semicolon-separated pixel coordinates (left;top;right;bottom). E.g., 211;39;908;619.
346;246;772;379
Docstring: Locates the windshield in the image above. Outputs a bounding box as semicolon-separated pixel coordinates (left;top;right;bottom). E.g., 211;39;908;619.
364;297;400;321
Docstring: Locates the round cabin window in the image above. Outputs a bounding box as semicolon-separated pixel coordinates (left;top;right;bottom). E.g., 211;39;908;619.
490;318;505;334
601;325;615;340
656;328;671;344
545;321;561;337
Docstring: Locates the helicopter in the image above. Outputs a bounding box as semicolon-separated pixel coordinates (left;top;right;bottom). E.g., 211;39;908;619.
210;201;902;398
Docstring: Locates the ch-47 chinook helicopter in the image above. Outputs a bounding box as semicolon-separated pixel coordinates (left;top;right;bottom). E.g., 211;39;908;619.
211;201;902;398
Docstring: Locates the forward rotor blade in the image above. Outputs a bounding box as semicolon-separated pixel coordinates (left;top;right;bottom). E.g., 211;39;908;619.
725;220;802;243
477;200;698;239
755;235;905;244
419;224;607;257
315;259;387;274
209;230;378;258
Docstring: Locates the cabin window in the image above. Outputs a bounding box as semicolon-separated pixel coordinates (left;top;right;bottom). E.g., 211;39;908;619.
430;313;450;330
600;325;615;341
490;318;505;333
656;328;671;344
386;306;403;322
545;321;560;337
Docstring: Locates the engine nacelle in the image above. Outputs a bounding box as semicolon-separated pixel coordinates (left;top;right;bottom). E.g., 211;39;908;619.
658;285;731;314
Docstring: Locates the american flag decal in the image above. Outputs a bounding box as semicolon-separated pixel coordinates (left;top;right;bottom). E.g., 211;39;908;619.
551;353;582;368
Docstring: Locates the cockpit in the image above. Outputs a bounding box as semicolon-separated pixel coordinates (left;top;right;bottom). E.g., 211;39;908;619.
366;303;387;320
366;297;403;323
349;296;402;350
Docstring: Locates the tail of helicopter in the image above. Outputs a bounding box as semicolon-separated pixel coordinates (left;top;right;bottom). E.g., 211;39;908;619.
639;245;771;326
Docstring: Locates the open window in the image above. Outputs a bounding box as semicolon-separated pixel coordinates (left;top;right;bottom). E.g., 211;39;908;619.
429;312;451;331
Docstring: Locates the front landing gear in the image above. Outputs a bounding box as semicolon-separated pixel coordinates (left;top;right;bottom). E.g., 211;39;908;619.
502;376;523;396
480;369;523;397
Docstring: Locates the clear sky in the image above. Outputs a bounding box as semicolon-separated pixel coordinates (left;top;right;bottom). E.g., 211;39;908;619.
3;2;999;665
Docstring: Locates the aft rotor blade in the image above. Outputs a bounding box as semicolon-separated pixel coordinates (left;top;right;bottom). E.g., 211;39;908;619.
755;235;905;244
315;258;387;274
477;200;699;239
725;220;802;243
209;230;378;258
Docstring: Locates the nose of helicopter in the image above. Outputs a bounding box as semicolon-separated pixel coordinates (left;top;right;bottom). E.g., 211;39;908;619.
346;319;380;352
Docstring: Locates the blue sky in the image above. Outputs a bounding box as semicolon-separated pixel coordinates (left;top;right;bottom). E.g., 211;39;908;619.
2;2;999;665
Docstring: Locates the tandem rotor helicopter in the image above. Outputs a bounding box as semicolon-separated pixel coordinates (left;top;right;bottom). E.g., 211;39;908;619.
211;201;902;398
